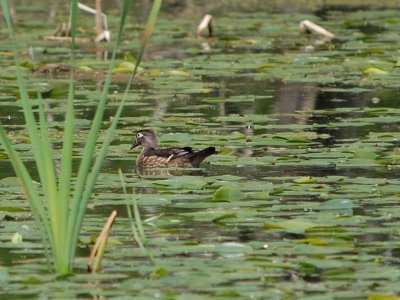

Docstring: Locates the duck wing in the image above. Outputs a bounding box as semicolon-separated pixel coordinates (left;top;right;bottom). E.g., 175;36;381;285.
147;147;193;162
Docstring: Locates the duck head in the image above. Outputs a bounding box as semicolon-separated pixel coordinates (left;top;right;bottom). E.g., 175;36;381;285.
130;129;158;150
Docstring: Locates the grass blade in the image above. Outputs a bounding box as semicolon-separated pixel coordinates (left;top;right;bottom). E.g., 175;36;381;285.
0;124;54;265
118;169;146;254
58;0;79;253
72;0;162;258
87;210;117;273
67;0;134;264
0;0;58;260
67;0;161;266
1;0;161;274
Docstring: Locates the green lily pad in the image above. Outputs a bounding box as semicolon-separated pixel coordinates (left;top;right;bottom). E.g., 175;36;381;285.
211;186;246;202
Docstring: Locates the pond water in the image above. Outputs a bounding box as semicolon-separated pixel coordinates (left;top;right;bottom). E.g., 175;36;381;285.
2;1;400;299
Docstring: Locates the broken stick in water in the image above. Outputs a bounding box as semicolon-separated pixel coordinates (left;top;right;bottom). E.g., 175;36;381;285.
197;14;213;37
299;20;334;39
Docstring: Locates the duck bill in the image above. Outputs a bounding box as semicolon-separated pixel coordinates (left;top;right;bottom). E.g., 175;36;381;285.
130;140;140;150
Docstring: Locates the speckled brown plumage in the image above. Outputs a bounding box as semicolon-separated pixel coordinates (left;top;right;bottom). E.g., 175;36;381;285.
130;129;216;168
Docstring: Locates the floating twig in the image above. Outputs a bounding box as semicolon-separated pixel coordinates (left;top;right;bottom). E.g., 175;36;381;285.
299;20;334;39
197;14;213;37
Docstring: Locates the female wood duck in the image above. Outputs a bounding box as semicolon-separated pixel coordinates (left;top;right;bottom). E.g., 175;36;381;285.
130;129;216;168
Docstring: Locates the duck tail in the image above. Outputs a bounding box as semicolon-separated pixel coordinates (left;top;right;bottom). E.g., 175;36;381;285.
191;146;216;167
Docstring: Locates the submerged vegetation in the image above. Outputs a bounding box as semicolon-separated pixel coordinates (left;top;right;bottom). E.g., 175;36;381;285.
1;0;400;298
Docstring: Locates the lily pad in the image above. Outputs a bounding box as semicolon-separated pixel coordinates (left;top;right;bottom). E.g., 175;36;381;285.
211;186;246;202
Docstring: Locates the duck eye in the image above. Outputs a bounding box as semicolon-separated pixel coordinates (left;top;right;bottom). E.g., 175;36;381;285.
137;133;144;139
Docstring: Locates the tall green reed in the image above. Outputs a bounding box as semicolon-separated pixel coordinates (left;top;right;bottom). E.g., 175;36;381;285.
0;0;162;275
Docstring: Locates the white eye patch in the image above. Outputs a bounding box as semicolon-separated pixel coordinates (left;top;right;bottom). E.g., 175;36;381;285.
137;132;144;138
